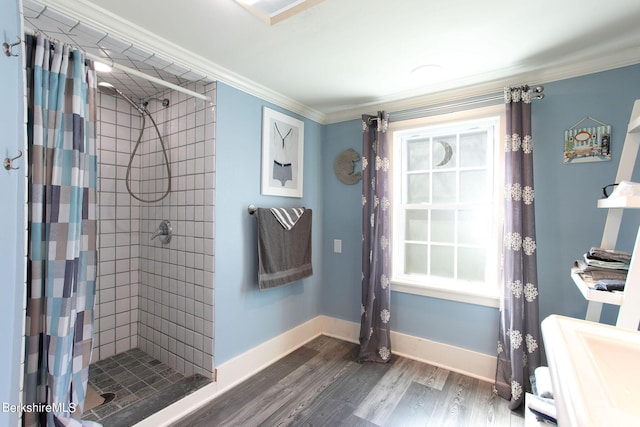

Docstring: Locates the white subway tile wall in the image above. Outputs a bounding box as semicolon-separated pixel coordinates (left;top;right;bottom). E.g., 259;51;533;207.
96;82;216;378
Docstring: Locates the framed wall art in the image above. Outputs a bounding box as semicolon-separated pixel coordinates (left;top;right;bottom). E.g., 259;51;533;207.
563;116;611;164
261;107;305;197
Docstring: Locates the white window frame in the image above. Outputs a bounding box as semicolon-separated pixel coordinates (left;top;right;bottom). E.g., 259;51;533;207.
390;104;506;308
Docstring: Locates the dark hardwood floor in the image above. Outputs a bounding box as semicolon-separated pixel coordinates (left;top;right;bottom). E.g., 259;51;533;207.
173;336;525;427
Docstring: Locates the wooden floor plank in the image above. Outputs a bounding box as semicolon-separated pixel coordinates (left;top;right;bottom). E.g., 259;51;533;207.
443;373;478;426
295;356;393;426
385;381;440;427
336;414;381;427
302;334;341;352
353;357;425;426
425;372;477;427
468;379;508;427
175;336;522;427
509;406;526;427
413;364;450;391
258;360;356;426
172;345;319;427
213;338;353;426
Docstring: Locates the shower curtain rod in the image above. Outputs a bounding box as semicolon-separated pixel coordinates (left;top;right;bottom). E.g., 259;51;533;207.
24;29;212;102
84;52;212;102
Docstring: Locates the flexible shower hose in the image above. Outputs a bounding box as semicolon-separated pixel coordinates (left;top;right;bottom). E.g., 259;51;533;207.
125;110;172;203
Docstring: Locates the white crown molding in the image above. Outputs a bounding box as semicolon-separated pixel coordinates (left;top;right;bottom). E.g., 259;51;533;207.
323;45;640;124
38;0;328;123
38;1;640;126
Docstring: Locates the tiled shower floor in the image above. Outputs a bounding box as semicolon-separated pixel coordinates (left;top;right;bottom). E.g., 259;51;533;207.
83;348;210;425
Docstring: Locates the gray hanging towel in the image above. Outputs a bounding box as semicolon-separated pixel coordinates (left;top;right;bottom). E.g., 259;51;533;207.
255;208;313;289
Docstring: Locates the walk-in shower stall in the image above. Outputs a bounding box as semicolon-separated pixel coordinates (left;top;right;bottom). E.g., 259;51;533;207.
23;0;216;422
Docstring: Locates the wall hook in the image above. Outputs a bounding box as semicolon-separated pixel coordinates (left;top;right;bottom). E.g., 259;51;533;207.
3;38;21;57
4;150;23;170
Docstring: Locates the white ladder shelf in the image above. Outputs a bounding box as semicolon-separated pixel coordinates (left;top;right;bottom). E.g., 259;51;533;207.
572;99;640;330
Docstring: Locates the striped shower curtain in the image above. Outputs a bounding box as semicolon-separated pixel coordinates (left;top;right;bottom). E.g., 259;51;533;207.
24;35;99;426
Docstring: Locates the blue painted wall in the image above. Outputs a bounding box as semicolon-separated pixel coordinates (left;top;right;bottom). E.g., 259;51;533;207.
0;0;25;424
322;64;640;356
214;83;324;365
534;65;640;326
321;119;364;325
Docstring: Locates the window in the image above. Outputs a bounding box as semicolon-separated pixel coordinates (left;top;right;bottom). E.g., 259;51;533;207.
391;105;505;307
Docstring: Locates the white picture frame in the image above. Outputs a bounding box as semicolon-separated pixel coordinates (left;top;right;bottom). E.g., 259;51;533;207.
261;107;304;197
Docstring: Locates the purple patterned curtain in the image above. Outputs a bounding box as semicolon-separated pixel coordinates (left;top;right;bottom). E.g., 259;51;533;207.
495;86;542;409
359;111;392;363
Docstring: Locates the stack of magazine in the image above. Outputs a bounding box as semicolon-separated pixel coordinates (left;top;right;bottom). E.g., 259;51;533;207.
572;247;630;291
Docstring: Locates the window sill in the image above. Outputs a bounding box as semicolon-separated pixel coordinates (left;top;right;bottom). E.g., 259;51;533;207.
391;279;500;308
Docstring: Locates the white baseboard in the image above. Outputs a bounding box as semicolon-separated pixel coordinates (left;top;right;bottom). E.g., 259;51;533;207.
393;330;496;382
320;315;360;344
134;381;220;427
137;315;496;426
320;315;496;382
215;316;323;393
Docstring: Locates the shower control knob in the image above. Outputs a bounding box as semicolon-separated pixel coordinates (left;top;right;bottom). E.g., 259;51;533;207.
151;220;172;244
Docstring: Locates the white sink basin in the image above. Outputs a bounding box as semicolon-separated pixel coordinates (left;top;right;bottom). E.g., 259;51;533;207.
541;315;640;426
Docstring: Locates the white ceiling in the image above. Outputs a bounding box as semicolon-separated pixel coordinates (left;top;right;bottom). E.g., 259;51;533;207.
29;0;640;123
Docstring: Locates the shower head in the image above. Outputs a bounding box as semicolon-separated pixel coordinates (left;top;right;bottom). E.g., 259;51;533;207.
98;82;146;114
97;81;118;97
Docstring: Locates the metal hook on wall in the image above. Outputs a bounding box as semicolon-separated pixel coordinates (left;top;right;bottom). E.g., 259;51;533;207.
4;150;23;170
3;38;21;57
